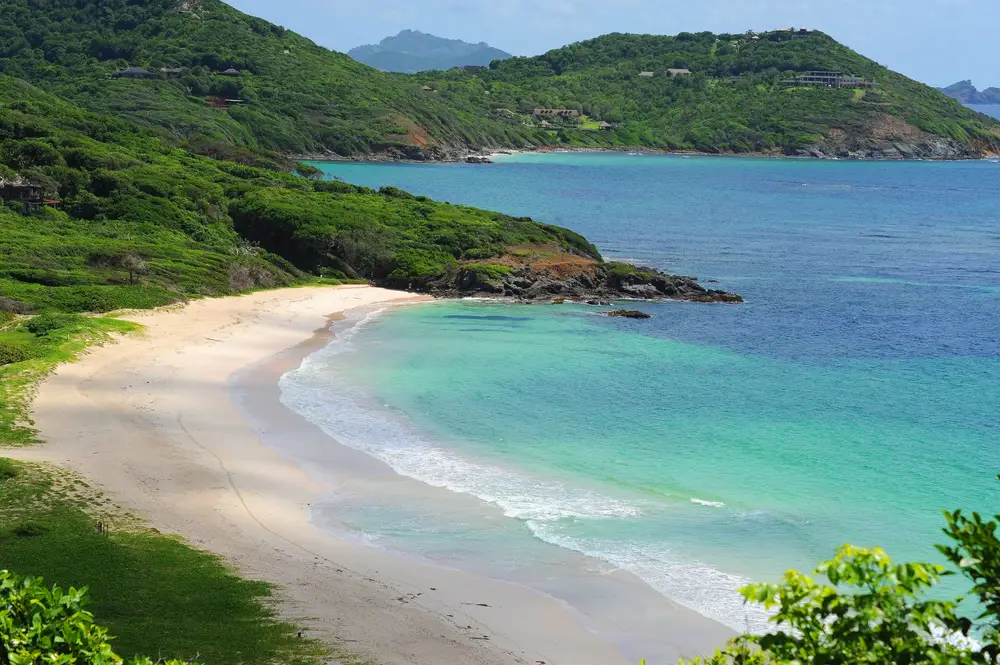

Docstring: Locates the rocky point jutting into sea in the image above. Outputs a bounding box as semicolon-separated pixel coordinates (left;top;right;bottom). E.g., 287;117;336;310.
430;258;742;303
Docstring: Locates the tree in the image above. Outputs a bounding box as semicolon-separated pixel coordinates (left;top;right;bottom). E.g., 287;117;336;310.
938;476;1000;662
118;253;148;285
684;481;1000;665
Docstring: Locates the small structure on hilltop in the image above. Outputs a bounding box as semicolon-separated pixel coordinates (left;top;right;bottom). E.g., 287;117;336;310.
639;71;655;77
599;121;615;130
216;67;242;77
781;71;875;89
533;108;581;118
459;65;487;72
667;68;692;77
0;177;51;215
115;66;156;79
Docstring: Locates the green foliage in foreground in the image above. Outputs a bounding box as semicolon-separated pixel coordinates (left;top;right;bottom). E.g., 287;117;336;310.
684;480;1000;665
0;460;324;665
0;570;192;665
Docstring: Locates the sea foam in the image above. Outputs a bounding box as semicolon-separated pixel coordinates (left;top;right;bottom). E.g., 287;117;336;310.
690;498;726;508
278;311;772;632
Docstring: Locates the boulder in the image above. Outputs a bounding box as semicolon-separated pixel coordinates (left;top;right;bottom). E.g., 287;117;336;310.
604;309;652;319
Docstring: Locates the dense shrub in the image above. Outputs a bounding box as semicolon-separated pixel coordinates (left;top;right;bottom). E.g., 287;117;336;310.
683;479;1000;665
0;571;195;665
25;312;82;336
0;340;31;365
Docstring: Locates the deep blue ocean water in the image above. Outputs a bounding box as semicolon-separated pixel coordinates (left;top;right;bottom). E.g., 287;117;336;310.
281;154;1000;636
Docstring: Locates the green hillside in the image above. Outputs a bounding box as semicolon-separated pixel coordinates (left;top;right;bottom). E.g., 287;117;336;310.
422;31;1000;157
0;0;542;158
1;1;996;159
0;74;597;313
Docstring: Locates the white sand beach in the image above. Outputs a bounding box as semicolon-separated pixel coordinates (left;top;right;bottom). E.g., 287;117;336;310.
10;285;732;665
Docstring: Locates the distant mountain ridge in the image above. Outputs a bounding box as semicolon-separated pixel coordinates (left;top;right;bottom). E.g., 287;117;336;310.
937;80;1000;104
349;30;512;73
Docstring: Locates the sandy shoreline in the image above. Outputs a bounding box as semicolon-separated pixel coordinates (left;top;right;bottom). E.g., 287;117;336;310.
8;285;732;665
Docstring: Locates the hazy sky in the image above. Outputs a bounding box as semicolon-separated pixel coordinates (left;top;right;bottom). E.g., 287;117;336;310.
227;0;999;88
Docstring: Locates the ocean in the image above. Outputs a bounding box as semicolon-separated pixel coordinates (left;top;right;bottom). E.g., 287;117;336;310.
970;104;1000;120
280;154;1000;643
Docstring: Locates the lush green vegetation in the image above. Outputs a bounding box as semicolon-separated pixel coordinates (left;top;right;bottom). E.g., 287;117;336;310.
681;480;1000;665
0;568;192;665
1;1;995;157
0;74;597;313
0;459;324;665
230;185;598;288
0;0;542;157
422;31;1000;154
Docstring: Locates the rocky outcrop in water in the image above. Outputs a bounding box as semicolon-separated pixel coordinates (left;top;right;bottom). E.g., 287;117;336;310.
430;259;743;303
604;309;653;319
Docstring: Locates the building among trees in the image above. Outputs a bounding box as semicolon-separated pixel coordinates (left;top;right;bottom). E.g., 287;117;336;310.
532;108;581;118
115;66;156;79
781;71;875;89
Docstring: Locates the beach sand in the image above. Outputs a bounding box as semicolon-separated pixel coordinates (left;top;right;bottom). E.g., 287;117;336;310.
9;285;733;665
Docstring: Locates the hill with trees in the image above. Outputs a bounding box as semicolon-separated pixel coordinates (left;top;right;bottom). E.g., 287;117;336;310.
0;72;728;320
349;30;512;74
421;30;1000;158
0;74;641;312
0;1;997;159
0;0;541;160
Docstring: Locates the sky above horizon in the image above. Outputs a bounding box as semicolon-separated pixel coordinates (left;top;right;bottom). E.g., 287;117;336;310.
227;0;999;88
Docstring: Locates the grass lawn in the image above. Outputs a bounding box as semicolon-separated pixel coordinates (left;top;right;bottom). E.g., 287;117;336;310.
0;458;328;665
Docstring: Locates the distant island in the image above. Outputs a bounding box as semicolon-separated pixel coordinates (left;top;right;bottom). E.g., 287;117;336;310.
937;80;1000;105
348;29;512;73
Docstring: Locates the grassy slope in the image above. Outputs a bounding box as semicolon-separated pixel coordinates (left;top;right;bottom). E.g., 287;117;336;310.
0;74;597;313
0;314;137;444
0;0;543;156
2;2;996;157
0;312;333;663
0;458;326;665
421;31;1000;154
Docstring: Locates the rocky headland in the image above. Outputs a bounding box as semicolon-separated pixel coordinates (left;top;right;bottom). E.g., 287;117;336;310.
420;247;743;303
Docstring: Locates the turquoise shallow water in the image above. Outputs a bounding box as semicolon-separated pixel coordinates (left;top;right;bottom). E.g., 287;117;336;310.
281;154;1000;634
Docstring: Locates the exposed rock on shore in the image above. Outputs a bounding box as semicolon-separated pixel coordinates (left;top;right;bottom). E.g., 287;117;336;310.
425;249;743;303
797;114;995;160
